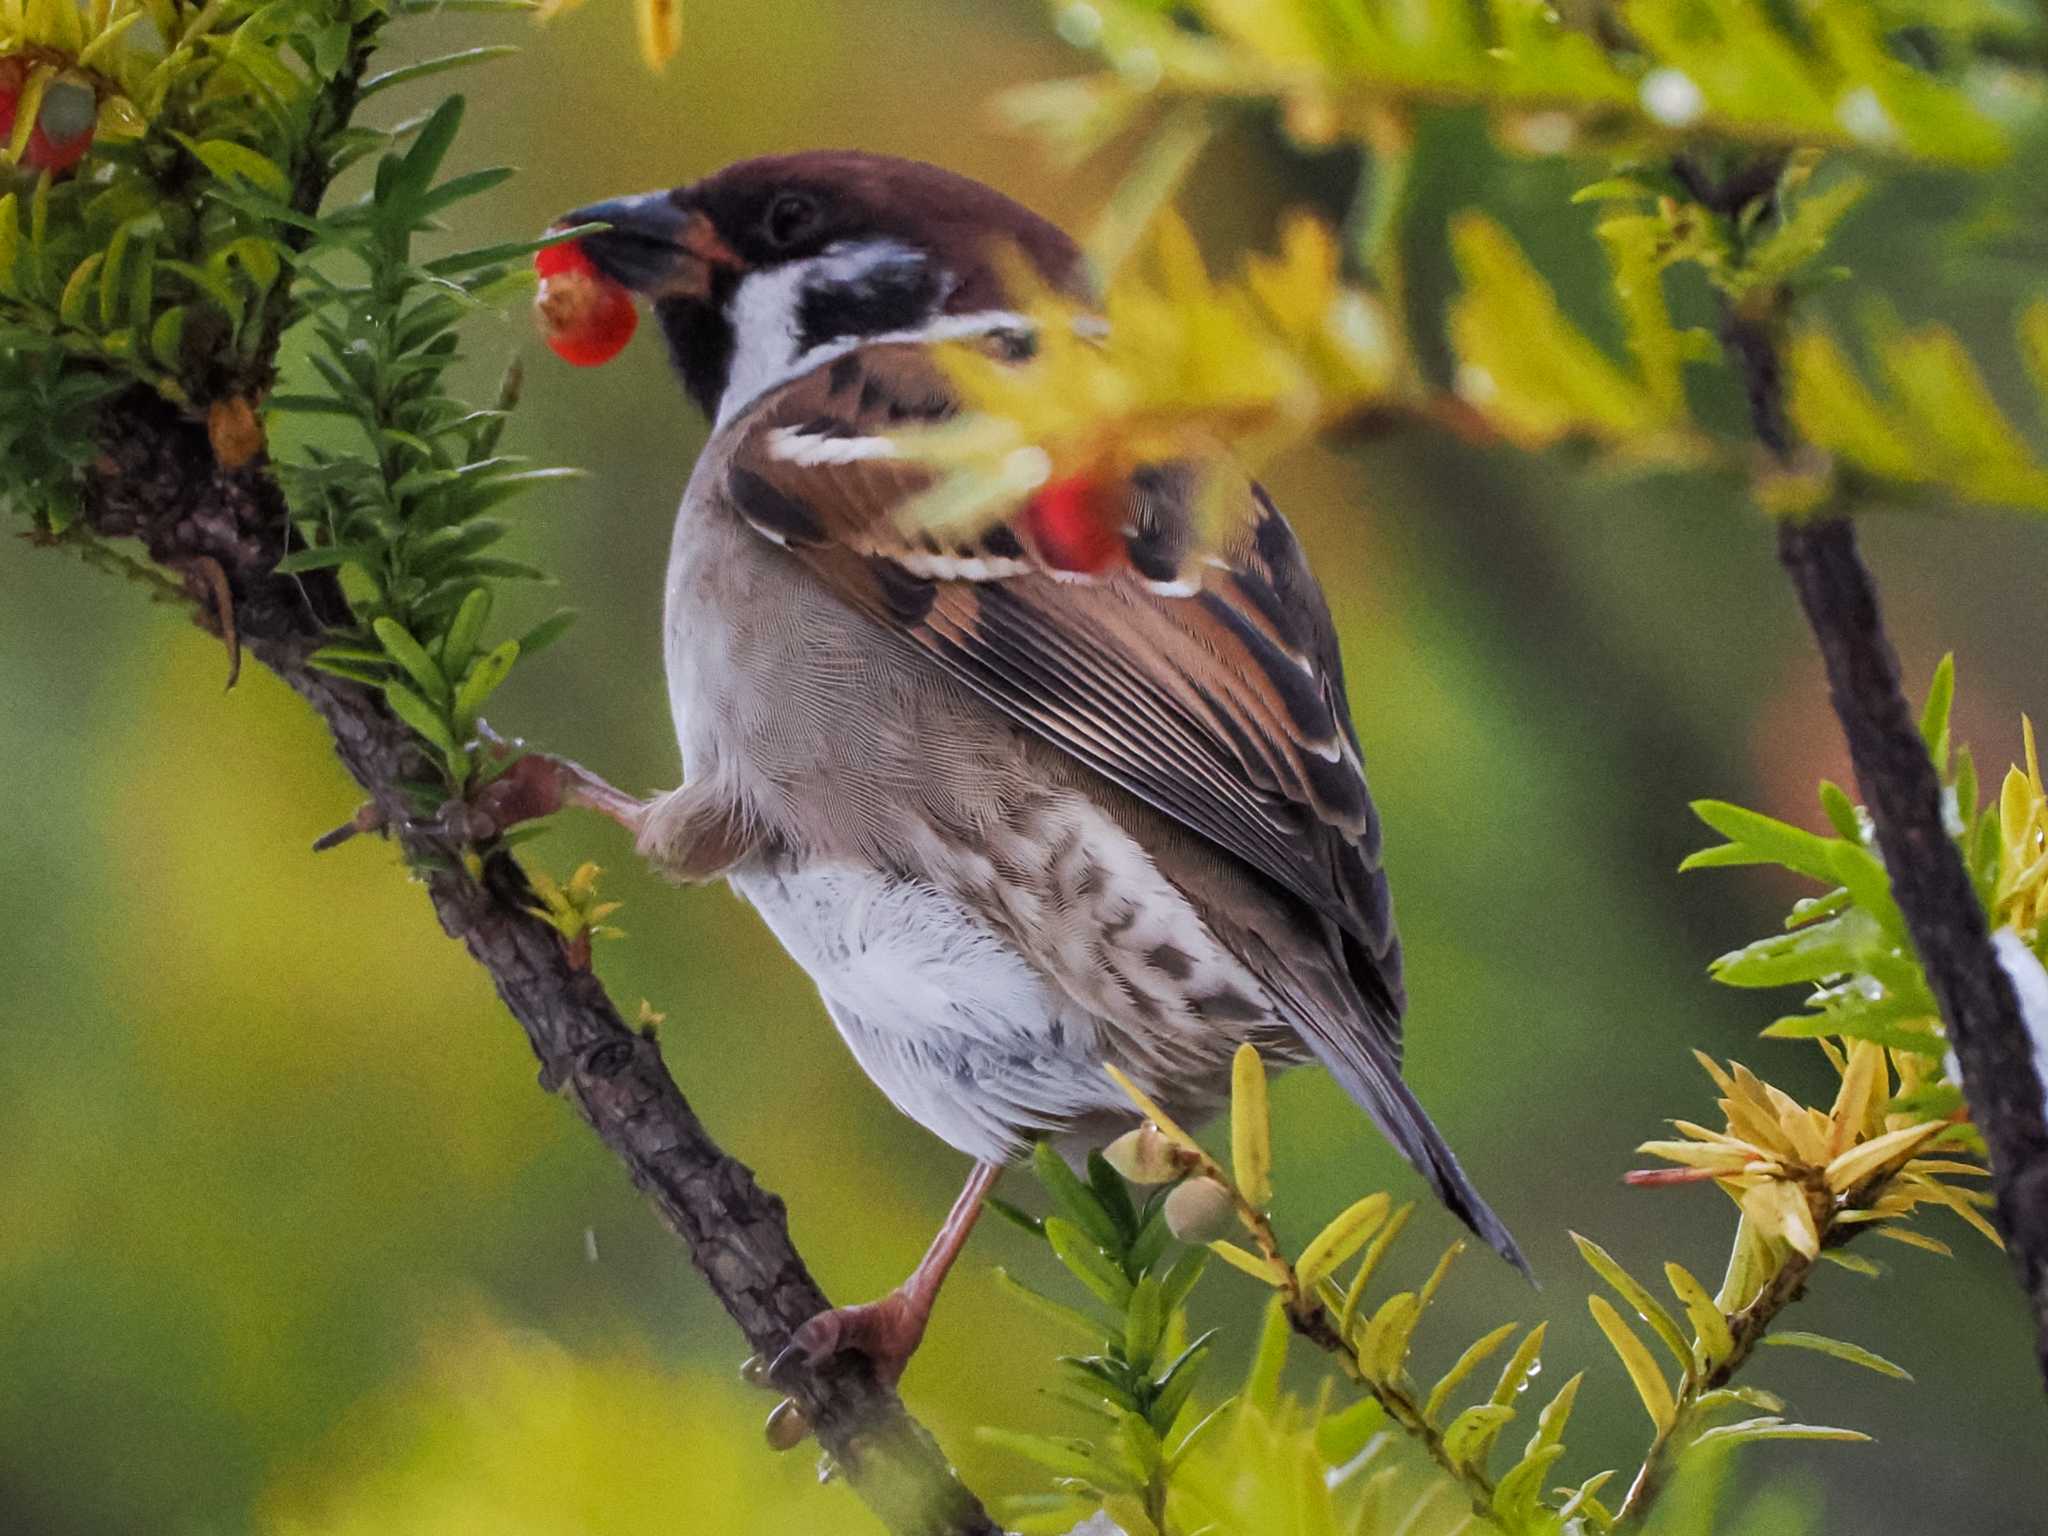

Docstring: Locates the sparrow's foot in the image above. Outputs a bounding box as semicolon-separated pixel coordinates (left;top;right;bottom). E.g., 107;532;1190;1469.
779;1288;933;1388
771;1160;1004;1390
422;724;649;845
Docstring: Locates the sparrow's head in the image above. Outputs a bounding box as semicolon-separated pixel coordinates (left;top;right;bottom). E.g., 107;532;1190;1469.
562;151;1084;422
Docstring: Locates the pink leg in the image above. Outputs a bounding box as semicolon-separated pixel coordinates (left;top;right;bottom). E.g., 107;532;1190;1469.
778;1160;1003;1387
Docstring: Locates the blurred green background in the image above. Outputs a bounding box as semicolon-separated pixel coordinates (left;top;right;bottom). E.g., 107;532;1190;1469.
4;3;2045;1532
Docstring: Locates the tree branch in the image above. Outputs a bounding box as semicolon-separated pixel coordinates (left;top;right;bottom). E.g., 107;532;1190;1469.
74;386;1000;1536
1700;169;2048;1389
1773;512;2048;1386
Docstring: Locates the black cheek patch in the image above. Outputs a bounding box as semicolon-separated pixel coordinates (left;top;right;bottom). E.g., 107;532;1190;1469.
795;258;940;353
729;467;823;546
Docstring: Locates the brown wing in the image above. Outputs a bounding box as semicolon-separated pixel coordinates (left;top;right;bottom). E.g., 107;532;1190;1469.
723;341;1406;1047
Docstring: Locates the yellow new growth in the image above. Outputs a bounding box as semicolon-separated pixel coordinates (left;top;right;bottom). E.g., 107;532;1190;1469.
1637;1044;1996;1256
536;0;681;71
1016;0;2007;166
1788;302;2048;517
1228;1043;1272;1209
525;861;625;952
0;0;164;148
1447;212;1705;458
894;211;1398;538
1996;716;2048;936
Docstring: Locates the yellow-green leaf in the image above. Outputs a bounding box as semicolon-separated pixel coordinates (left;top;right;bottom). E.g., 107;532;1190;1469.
1359;1290;1420;1384
1761;1331;1911;1380
1572;1232;1691;1377
1228;1042;1272;1208
1448;212;1678;451
1296;1192;1390;1289
1441;1401;1515;1472
1689;1417;1870;1448
176;135;291;197
1663;1261;1735;1371
1339;1200;1411;1339
1715;1210;1776;1311
1872;1224;1953;1257
1425;1320;1519;1427
1207;1239;1283;1285
1489;1322;1547;1409
58;251;103;328
1588;1294;1675;1433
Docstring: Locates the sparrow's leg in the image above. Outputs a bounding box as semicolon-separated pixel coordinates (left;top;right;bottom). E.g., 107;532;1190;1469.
778;1159;1003;1387
459;749;650;839
451;735;757;882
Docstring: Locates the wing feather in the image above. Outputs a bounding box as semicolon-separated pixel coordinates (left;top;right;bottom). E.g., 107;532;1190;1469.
727;341;1404;1050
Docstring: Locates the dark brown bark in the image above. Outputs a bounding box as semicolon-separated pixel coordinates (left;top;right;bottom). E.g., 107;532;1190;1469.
1702;224;2048;1387
75;387;1000;1536
1775;513;2048;1388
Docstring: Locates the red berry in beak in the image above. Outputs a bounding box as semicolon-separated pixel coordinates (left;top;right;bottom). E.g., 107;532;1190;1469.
534;235;638;367
1025;474;1124;574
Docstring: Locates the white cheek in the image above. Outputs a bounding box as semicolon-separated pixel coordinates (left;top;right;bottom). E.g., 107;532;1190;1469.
717;265;809;431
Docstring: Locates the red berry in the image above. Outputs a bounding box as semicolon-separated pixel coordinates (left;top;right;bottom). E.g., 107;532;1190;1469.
534;235;638;367
0;63;95;176
1025;474;1125;574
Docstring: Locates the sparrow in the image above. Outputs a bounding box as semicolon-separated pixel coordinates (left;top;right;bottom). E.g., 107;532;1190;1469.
528;151;1527;1383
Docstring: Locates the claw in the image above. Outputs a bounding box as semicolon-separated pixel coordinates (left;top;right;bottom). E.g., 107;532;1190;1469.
421;753;577;846
773;1291;931;1389
763;1398;812;1451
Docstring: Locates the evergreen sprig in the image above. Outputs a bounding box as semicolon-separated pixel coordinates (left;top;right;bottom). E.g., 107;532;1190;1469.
991;996;1998;1535
1;5;582;803
272;87;583;791
981;1143;1226;1536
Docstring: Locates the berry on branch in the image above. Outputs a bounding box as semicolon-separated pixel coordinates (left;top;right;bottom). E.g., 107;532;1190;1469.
0;61;96;176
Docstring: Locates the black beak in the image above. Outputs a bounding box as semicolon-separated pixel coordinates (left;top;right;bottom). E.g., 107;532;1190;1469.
559;191;741;299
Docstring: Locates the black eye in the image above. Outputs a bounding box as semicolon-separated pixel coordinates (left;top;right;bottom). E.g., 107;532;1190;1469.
762;192;820;249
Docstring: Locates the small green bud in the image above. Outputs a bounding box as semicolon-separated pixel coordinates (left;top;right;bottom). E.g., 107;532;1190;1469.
1163;1176;1235;1244
1102;1123;1182;1184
